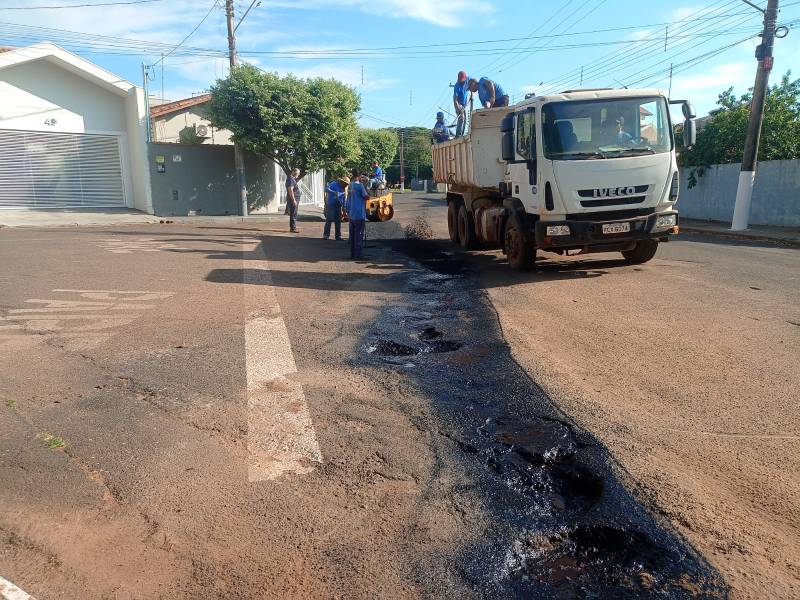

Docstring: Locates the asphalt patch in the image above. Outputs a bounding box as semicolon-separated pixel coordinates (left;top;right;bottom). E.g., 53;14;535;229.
358;230;728;598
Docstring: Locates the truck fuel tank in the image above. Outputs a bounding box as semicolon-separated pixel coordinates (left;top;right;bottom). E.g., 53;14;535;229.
474;206;505;245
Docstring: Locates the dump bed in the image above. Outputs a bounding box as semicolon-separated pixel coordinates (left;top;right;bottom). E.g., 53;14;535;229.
431;106;512;189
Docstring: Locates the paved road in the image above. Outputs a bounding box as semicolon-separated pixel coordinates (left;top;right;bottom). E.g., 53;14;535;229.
0;197;794;599
393;193;800;599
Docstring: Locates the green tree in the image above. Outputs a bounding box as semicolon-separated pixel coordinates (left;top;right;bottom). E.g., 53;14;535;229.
348;128;398;175
680;72;800;186
385;126;434;183
205;64;361;179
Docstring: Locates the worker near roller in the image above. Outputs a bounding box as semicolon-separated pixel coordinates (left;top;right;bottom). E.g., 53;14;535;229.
345;171;370;260
432;112;452;143
468;77;509;108
453;70;470;137
323;175;348;241
369;162;385;190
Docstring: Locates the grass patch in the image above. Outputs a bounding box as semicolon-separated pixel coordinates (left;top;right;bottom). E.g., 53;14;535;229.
38;432;65;449
4;399;16;409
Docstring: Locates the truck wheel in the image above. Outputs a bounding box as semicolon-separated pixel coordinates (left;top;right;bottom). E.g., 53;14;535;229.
447;202;460;244
504;217;536;271
622;240;658;264
458;205;477;250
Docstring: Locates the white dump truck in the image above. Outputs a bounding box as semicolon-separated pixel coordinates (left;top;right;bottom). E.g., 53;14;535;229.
432;88;696;270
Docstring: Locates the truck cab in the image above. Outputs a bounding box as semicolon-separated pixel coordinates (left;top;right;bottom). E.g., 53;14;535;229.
433;88;696;270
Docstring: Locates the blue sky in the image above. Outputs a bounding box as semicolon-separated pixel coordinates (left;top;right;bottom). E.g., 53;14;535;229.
4;0;800;128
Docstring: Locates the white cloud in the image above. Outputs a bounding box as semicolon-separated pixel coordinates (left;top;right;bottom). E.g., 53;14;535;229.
627;29;656;42
260;0;492;27
669;6;702;22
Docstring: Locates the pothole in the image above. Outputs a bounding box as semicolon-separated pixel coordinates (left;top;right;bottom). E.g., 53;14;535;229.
418;326;444;340
366;340;418;357
422;340;463;353
479;417;576;464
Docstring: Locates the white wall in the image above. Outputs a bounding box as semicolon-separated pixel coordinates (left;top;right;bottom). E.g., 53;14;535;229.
0;59;126;134
126;88;153;213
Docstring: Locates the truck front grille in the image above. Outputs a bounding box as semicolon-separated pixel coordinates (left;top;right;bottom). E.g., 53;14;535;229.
580;196;646;208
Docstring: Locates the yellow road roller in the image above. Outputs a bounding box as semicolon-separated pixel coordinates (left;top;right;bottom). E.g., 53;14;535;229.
366;190;394;222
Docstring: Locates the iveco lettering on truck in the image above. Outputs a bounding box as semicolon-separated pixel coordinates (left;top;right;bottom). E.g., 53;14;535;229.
432;88;696;270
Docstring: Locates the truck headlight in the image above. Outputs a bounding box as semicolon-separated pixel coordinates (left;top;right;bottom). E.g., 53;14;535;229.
546;225;571;236
653;214;677;232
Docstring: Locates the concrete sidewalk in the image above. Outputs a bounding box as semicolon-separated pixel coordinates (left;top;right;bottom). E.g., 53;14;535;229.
0;205;324;228
680;219;800;246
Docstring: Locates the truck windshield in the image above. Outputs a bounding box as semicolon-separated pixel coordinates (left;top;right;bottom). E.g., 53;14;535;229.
542;96;672;160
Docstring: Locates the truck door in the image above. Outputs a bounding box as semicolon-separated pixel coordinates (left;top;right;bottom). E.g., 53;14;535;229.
507;107;538;212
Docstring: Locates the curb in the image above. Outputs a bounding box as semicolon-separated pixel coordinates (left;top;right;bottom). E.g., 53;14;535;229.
679;225;800;247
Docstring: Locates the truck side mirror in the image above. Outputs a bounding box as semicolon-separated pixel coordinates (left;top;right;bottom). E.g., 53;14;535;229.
502;133;515;161
684;119;696;149
682;102;696;120
500;114;515;162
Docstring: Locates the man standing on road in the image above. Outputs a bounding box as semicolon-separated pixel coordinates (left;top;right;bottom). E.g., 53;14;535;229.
345;172;370;260
323;176;349;241
285;168;302;233
453;70;470;137
469;77;509;108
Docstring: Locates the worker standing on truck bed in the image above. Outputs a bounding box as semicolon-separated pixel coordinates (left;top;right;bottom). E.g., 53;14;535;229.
469;77;509;108
432;112;453;143
453;70;470;137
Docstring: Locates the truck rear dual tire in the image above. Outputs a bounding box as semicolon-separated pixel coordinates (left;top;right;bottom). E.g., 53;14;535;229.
621;239;659;264
458;205;478;250
447;202;460;244
504;217;536;271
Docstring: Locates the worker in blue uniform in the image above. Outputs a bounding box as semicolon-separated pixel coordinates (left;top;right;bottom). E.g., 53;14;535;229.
469;77;509;108
323;175;348;240
345;172;370;260
453;70;470;137
432;112;453;143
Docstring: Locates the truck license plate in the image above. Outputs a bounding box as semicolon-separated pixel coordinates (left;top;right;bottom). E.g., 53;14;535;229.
602;222;630;235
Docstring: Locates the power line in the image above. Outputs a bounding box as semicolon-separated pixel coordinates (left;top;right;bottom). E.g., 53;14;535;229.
151;0;219;66
0;0;163;8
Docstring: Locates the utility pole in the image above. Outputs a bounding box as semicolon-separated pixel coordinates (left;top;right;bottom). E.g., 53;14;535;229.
399;133;405;192
579;66;583;86
142;63;152;142
226;0;248;217
731;0;779;231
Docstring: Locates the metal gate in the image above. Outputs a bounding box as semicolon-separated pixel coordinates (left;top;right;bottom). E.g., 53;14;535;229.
0;129;126;209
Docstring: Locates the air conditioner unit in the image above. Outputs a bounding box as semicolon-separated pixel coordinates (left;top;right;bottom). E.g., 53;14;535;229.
195;124;209;137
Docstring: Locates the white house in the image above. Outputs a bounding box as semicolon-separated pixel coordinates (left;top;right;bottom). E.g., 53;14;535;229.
0;43;151;212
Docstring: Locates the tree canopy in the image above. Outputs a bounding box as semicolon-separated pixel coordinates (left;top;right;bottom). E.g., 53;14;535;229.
680;71;800;186
347;128;398;176
385;127;433;183
205;64;361;179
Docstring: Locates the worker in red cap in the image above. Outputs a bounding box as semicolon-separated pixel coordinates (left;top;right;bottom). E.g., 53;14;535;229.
453;70;471;137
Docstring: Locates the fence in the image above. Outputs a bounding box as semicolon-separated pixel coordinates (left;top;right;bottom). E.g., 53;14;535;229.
678;160;800;227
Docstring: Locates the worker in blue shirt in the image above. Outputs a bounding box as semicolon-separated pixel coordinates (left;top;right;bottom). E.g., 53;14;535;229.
432;112;453;143
453;70;470;137
345;172;370;260
323;175;349;241
468;77;509;108
369;162;385;190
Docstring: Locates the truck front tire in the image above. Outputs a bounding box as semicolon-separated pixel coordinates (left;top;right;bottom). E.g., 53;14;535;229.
447;202;460;244
504;217;536;271
622;239;659;264
458;205;477;250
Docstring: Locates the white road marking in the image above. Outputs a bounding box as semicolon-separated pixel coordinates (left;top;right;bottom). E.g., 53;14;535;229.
94;237;188;254
0;290;173;351
244;245;322;482
0;576;35;600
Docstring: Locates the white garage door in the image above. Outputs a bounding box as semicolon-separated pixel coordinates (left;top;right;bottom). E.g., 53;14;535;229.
0;129;126;209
